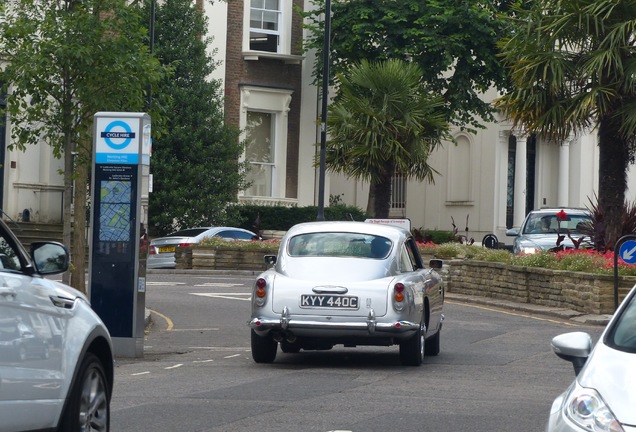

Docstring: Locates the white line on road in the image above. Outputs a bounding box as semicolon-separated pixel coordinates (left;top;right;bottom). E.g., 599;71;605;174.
194;282;245;287
223;354;241;359
146;281;186;286
131;371;151;376
190;293;251;301
165;364;183;370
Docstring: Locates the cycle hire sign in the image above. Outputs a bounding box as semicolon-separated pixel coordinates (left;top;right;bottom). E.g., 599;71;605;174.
95;117;140;164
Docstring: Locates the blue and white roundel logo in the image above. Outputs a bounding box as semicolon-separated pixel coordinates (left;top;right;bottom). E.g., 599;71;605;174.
100;120;136;150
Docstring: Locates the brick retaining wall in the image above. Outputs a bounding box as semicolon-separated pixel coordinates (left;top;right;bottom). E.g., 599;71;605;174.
175;248;636;315
446;260;636;315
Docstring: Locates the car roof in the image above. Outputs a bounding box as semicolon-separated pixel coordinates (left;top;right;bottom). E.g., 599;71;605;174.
284;221;410;242
527;207;590;215
163;227;253;238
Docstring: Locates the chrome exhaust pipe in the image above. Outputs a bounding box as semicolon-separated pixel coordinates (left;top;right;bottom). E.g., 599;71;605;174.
272;332;283;342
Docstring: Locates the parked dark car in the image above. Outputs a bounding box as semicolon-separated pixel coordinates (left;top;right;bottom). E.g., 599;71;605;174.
148;226;259;269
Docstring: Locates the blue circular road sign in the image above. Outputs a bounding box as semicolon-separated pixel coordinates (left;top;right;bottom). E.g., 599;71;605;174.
619;240;636;264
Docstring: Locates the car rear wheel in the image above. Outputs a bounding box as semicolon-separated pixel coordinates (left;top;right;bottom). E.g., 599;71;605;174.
399;322;424;366
251;330;277;363
59;353;110;432
425;328;441;356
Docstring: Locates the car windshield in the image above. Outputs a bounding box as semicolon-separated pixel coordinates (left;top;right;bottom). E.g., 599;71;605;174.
607;293;636;353
522;213;592;235
287;232;392;259
167;228;210;237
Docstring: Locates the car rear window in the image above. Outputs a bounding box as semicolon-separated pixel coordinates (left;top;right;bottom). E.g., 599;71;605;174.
288;232;392;259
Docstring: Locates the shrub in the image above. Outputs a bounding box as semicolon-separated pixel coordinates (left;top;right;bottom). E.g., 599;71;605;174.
226;204;369;232
198;237;280;253
416;242;636;276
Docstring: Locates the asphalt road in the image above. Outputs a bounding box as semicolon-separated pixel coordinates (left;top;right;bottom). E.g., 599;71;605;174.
110;273;603;432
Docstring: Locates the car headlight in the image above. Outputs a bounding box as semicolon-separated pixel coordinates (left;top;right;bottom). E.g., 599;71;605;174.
564;383;624;432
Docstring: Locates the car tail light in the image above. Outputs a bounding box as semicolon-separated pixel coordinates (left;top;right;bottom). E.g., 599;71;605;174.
149;246;157;255
394;283;405;302
254;278;267;306
393;283;406;311
178;242;193;248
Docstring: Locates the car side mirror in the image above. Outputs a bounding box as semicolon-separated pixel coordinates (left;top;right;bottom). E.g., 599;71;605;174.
30;242;70;275
505;228;519;237
264;255;277;266
429;259;443;270
551;332;592;376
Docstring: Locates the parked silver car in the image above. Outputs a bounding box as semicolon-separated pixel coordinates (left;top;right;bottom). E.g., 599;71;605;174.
248;221;445;366
0;219;114;432
147;226;259;269
546;283;636;432
506;208;593;254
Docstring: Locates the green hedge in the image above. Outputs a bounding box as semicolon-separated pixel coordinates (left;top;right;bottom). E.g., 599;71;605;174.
227;204;369;232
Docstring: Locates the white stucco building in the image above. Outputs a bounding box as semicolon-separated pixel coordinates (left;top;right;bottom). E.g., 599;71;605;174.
4;0;636;248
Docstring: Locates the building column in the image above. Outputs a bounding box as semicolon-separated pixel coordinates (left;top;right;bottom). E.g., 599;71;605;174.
497;130;511;230
557;137;571;207
513;134;527;228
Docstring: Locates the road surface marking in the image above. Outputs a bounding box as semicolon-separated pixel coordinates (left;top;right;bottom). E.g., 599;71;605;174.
165;364;183;370
190;293;251;301
148;308;174;331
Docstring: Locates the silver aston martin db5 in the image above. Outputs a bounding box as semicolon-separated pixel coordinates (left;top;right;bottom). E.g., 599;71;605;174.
248;221;445;366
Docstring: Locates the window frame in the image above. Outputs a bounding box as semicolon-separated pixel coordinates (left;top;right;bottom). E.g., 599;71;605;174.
244;0;292;55
239;86;292;199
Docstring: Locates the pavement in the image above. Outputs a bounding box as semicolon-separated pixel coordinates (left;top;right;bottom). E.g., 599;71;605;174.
144;269;613;328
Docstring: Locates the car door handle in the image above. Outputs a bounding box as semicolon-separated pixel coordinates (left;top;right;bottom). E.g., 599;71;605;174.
0;287;17;300
49;294;76;309
312;286;349;294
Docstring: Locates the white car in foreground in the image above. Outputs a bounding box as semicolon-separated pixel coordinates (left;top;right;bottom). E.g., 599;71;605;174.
248;221;445;366
546;283;636;432
0;219;113;432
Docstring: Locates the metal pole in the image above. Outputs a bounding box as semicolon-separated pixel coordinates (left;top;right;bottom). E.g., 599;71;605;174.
147;0;156;110
316;0;331;221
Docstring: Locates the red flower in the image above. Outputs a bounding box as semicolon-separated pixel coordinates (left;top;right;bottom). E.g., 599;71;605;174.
556;209;567;221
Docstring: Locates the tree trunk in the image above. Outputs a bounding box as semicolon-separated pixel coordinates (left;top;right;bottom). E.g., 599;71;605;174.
366;187;375;216
370;169;393;218
597;118;628;250
71;139;89;294
62;136;74;285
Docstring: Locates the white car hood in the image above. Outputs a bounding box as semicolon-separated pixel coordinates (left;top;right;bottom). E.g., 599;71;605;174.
578;342;636;425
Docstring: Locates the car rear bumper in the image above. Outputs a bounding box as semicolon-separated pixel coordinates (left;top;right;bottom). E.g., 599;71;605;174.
248;313;419;339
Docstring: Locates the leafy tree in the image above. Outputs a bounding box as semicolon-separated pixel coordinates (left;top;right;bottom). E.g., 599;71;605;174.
326;59;450;217
303;0;511;130
496;0;636;250
147;0;247;236
0;0;166;291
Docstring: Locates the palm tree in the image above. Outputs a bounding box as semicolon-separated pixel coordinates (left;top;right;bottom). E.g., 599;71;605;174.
325;59;450;218
496;0;636;249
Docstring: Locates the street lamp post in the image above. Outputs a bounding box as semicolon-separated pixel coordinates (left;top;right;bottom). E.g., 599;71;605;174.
316;0;331;221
